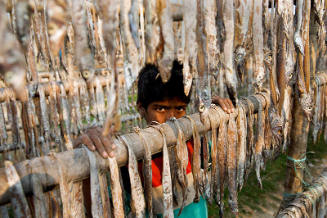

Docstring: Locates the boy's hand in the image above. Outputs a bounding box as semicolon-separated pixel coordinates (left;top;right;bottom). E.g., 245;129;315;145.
212;96;234;114
73;126;116;158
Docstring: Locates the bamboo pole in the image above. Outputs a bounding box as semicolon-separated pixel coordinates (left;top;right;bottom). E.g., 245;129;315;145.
0;93;265;205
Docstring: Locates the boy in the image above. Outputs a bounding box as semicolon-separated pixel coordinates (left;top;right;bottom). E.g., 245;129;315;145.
74;60;233;217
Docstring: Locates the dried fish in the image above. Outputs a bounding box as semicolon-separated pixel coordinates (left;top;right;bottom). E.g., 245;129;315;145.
120;136;146;217
58;83;73;150
252;0;265;90
38;85;51;154
95;78;106;124
182;0;197;96
202;131;209;196
207;111;218;203
107;148;124;218
157;0;175;83
185;115;201;202
0;103;8;148
245;99;255;176
134;127;153;217
294;0;304;54
98;171;112;218
85;147;104;218
94;0;120;67
171;118;189;214
237;103;247;190
129;0;141;49
48;83;62;148
151;125;174;217
227;113;238;215
234;0;251;81
313;79;321;143
254;95;265;188
120;0;139;89
222;0;237;103
196;0;211;119
4;160;32;218
69;0;94;80
13;0;30;53
79;82;91;126
144;0;160;63
217;114;227;215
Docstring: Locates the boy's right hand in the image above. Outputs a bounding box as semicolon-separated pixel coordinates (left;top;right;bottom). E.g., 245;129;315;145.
73;126;116;158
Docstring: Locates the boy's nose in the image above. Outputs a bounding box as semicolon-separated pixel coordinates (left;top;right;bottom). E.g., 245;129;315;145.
165;110;175;120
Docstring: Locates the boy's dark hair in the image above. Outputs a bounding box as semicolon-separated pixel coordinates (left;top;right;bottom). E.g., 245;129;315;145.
137;60;191;109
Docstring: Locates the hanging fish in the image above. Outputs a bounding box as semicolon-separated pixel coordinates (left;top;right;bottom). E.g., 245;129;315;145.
120;136;146;217
234;0;251;82
107;139;125;218
134;127;153;217
207;111;218;203
237;103;247;190
144;0;160;63
94;0;120;67
4;160;32;218
182;0;197;96
227;113;238;215
217;113;227;215
69;0;94;80
129;0;141;49
185;115;201;202
252;0;265;91
151;125;174;217
38;85;51;155
294;0;304;54
171;118;189;215
120;0;139;89
222;0;237;103
85;147;105;218
156;0;175;83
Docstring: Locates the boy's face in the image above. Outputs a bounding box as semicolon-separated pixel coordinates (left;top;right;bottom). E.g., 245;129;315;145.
139;97;188;124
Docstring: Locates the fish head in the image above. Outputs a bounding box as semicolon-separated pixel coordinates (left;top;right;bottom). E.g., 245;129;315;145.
300;92;314;121
269;110;284;145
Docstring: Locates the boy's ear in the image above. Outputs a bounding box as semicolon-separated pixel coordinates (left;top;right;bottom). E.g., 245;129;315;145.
137;102;146;118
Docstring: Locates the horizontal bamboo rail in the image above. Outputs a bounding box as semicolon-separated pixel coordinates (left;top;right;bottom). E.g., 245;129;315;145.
277;170;327;218
0;93;265;205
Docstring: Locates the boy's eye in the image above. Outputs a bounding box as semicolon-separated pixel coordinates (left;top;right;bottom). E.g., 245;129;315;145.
176;106;186;112
155;107;166;112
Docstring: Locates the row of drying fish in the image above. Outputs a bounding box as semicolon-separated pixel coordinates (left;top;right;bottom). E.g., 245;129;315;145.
0;77;142;163
277;169;327;218
0;91;287;217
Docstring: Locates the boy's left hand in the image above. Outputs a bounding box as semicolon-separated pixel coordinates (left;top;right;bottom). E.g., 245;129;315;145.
212;96;234;114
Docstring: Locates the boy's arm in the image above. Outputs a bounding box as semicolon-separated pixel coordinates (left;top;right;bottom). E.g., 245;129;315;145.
73;126;116;158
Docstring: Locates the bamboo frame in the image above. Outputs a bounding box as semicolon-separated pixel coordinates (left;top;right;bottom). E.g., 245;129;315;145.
0;93;266;205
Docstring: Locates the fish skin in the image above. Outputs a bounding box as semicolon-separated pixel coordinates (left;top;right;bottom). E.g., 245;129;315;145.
237;104;247;191
254;95;265;189
144;0;160;63
157;0;175;83
107;141;125;218
202;131;209;198
172;119;189;215
245;99;255;178
294;0;304;54
207;110;219;204
185;115;201;202
120;136;146;217
227;113;239;215
4;161;32;218
151;125;174;217
217;114;227;215
182;0;197;96
134;127;153;217
222;0;237;103
85;147;105;218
